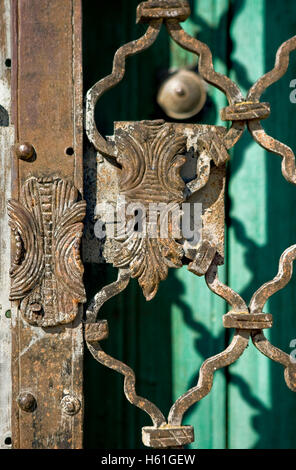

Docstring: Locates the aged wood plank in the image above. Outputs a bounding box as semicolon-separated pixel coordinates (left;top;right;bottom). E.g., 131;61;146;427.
0;0;13;450
228;0;269;450
264;0;296;449
10;0;84;449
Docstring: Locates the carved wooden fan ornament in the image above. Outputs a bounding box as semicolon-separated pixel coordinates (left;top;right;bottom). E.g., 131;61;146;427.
82;0;296;449
8;177;86;327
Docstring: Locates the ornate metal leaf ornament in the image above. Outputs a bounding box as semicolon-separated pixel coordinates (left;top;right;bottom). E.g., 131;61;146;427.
85;0;296;448
113;120;186;300
8;177;86;327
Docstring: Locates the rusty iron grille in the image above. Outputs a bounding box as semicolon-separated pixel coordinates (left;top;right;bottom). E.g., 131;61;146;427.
84;0;296;448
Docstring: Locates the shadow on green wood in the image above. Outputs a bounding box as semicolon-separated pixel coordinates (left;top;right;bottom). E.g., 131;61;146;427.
228;0;296;449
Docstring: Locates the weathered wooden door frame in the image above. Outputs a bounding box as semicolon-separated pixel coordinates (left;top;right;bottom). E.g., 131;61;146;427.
1;0;85;449
1;0;296;450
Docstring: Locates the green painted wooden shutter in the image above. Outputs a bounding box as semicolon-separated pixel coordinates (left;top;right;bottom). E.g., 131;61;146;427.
83;0;296;449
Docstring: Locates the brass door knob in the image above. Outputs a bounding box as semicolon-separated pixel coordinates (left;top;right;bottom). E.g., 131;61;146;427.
157;69;207;119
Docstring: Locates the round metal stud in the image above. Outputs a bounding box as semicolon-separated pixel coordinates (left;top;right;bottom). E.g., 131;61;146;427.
61;394;81;416
157;69;207;120
15;142;35;161
17;392;37;413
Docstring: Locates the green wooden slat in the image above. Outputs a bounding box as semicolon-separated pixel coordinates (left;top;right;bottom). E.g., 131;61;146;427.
228;0;268;450
228;0;272;450
228;0;296;449
262;0;296;449
169;0;229;449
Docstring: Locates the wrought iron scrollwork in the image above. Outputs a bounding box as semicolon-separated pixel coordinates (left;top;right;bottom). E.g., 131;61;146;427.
85;0;296;448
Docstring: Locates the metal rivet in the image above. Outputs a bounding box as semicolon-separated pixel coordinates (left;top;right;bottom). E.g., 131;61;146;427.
157;69;207;120
61;394;81;416
17;392;37;412
15;142;35;161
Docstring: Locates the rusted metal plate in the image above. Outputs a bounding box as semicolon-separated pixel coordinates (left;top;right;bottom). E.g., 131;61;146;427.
0;0;13;450
10;0;84;448
96;122;226;300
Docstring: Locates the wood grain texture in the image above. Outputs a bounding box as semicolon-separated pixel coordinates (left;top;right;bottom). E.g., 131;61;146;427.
264;0;296;448
169;0;229;449
11;0;84;448
0;0;13;450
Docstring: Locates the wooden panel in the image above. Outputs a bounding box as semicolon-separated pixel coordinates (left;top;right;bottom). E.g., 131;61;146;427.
11;0;84;449
0;0;13;450
228;0;296;449
169;0;229;450
264;0;296;449
228;0;268;449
